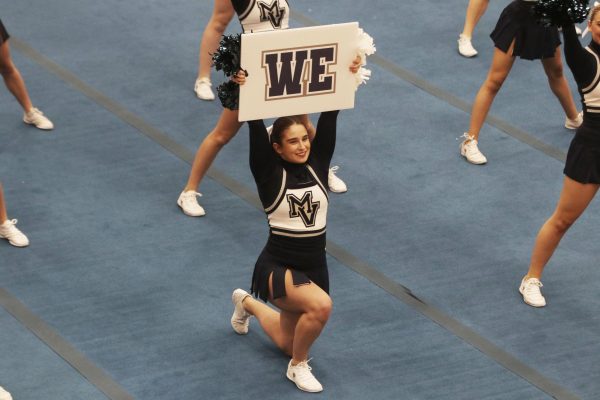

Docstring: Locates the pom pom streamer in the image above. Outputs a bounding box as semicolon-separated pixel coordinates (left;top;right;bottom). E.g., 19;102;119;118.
212;34;242;77
354;28;376;90
217;80;239;110
212;34;242;109
533;0;590;27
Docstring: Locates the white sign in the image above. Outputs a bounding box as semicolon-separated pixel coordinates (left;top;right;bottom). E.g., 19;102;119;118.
239;22;359;121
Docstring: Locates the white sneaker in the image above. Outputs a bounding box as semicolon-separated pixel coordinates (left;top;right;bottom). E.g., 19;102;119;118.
519;277;546;307
23;107;54;130
0;219;30;247
0;386;13;400
565;111;583;130
231;288;252;335
458;34;478;58
194;78;215;101
177;191;205;217
286;359;323;393
459;133;487;164
328;166;347;193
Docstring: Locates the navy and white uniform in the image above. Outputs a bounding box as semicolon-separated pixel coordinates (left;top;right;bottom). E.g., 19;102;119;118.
247;111;339;302
0;19;10;45
231;0;289;33
490;0;561;60
562;24;600;183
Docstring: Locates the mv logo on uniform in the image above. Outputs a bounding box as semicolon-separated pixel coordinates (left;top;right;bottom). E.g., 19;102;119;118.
262;44;338;100
257;1;286;29
287;192;320;227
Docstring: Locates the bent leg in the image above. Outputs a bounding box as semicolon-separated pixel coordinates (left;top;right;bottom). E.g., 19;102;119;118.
0;41;33;112
271;271;332;364
243;295;300;357
526;176;599;279
237;269;332;362
197;0;235;79
184;108;242;191
467;43;516;140
541;48;579;120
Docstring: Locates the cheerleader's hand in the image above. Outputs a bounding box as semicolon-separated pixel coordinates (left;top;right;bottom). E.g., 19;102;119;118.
230;69;248;85
349;55;362;74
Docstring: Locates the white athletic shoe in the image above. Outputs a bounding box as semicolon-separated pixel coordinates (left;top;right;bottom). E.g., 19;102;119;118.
177;191;206;217
565;111;583;130
231;289;252;335
458;34;478;58
0;219;30;247
194;78;215;101
0;386;13;400
286;359;323;393
23;107;54;130
519;277;546;308
328;166;347;193
459;133;487;165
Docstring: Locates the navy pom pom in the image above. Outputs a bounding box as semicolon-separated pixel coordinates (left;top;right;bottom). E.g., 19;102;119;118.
534;0;590;27
212;34;242;109
217;80;239;110
212;34;242;77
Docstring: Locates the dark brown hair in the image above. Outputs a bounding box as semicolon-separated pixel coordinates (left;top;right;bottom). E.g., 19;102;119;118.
270;116;304;145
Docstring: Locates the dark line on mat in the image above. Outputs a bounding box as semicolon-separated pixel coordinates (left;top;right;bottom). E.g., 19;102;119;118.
324;243;579;400
12;37;578;400
290;11;567;163
0;288;134;400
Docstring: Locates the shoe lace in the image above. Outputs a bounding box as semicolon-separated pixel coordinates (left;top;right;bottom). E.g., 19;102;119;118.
524;279;543;296
2;219;20;235
30;107;44;117
526;279;543;289
184;191;202;199
2;219;18;227
295;358;313;372
458;132;474;142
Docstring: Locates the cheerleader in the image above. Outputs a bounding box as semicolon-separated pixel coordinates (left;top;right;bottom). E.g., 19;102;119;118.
229;59;360;392
520;5;600;307
193;0;235;100
460;0;581;164
458;0;490;57
178;0;347;218
0;18;53;130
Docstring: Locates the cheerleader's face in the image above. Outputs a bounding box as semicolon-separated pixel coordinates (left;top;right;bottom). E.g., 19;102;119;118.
589;13;600;43
273;123;311;164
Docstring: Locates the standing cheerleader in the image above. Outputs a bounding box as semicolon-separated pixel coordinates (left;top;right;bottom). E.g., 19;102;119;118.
0;18;53;130
193;0;235;100
520;6;600;307
460;0;581;165
458;0;490;57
